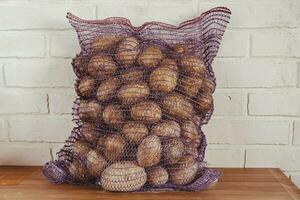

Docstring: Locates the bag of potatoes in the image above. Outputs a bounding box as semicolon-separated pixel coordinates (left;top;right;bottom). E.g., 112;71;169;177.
43;7;231;192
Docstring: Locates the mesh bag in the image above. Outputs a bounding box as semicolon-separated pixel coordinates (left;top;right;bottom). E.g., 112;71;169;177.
43;7;231;192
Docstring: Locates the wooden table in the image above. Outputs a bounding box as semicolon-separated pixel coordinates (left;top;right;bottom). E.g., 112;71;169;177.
0;167;299;200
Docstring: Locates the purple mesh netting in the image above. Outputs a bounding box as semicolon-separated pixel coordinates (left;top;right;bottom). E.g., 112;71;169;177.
43;7;231;192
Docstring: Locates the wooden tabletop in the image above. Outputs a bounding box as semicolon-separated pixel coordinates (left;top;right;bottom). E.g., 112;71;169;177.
0;167;299;200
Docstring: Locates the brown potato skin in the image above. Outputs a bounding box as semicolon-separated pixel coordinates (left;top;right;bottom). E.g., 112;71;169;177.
120;69;144;83
181;120;201;148
151;120;181;138
72;141;91;156
180;75;203;98
137;135;162;167
201;77;216;94
131;101;162;123
115;37;140;67
122;122;149;144
196;93;213;114
137;46;163;68
103;134;126;162
150;66;177;93
179;55;206;77
68;160;92;182
81;123;98;144
86;150;107;178
173;44;189;55
96;77;119;102
91;35;122;52
162;93;194;120
78;100;103;122
162;138;184;164
117;82;150;105
147;166;169;186
102;105;124;128
87;55;117;80
78;76;95;98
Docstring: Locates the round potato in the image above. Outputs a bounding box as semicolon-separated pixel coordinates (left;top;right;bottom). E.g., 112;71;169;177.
72;141;91;156
122;122;148;144
86;150;107;178
181;121;201;148
138;46;163;68
131;101;162;123
180;75;203;98
169;155;198;185
120;69;144;83
87;55;117;80
68;159;92;182
201;77;216;94
184;145;199;159
151;120;180;138
147;166;168;186
91;35;122;52
179;55;206;77
159;58;178;70
96;77;119;102
162;93;194;120
115;37;140;67
78;100;103;122
101;161;147;192
102;105;124;128
162;138;184;164
103;134;126;162
196;93;213;114
137;135;161;167
77;76;96;98
150;65;177;93
117;82;150;105
81;123;98;144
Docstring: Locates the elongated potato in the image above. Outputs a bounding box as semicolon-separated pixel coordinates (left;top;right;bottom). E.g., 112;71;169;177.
151;120;180;138
162;93;194;120
181;120;201;148
162;138;184;164
86;150;107;178
122;122;149;144
102;105;124;128
138;46;163;68
96;77;119;102
179;55;206;77
103;134;126;162
150;65;177;93
180;75;203;98
87;55;117;80
147;166;168;186
115;37;140;67
131;101;162;123
117;82;150;105
101;161;147;192
137;135;162;167
196;93;213;114
81;123;98;144
201;77;216;94
77;76;96;98
72;141;91;156
78;100;103;122
120;69;144;83
91;35;123;52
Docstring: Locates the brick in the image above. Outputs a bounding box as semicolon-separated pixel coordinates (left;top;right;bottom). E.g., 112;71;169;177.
48;89;76;114
0;4;95;29
0;144;51;166
290;173;300;189
218;31;248;57
197;2;298;28
205;148;244;167
0;119;8;141
5;60;75;87
213;60;297;88
50;34;80;58
0;64;4;85
213;91;244;116
0;89;47;114
203;119;289;145
291;34;300;58
293;121;300;145
0;33;45;57
249;92;300;116
9;116;74;142
251;33;290;56
245;148;300;171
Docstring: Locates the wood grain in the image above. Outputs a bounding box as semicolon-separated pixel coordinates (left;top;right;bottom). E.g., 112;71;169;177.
0;167;299;200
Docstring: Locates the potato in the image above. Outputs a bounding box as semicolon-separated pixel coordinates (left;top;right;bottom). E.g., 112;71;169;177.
201;77;216;94
78;100;103;122
115;37;140;67
149;64;177;93
96;77;119;102
173;44;189;55
117;82;150;105
86;150;107;177
147;166;169;186
87;55;117;80
122;122;148;144
162;138;184;164
137;135;161;167
180;75;203;98
151;120;180;138
162;93;194;120
97;136;106;152
81;123;98;144
101;161;147;192
196;93;213;114
68;159;92;182
169;155;198;185
102;105;124;128
72;141;91;156
77;76;96;98
192;115;202;127
91;35;122;52
159;58;178;70
184;145;199;159
181;121;201;148
179;55;206;77
120;69;144;83
131;101;162;123
138;46;163;68
103;134;126;162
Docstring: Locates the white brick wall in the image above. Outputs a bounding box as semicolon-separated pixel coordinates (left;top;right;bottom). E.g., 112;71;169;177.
0;0;299;188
